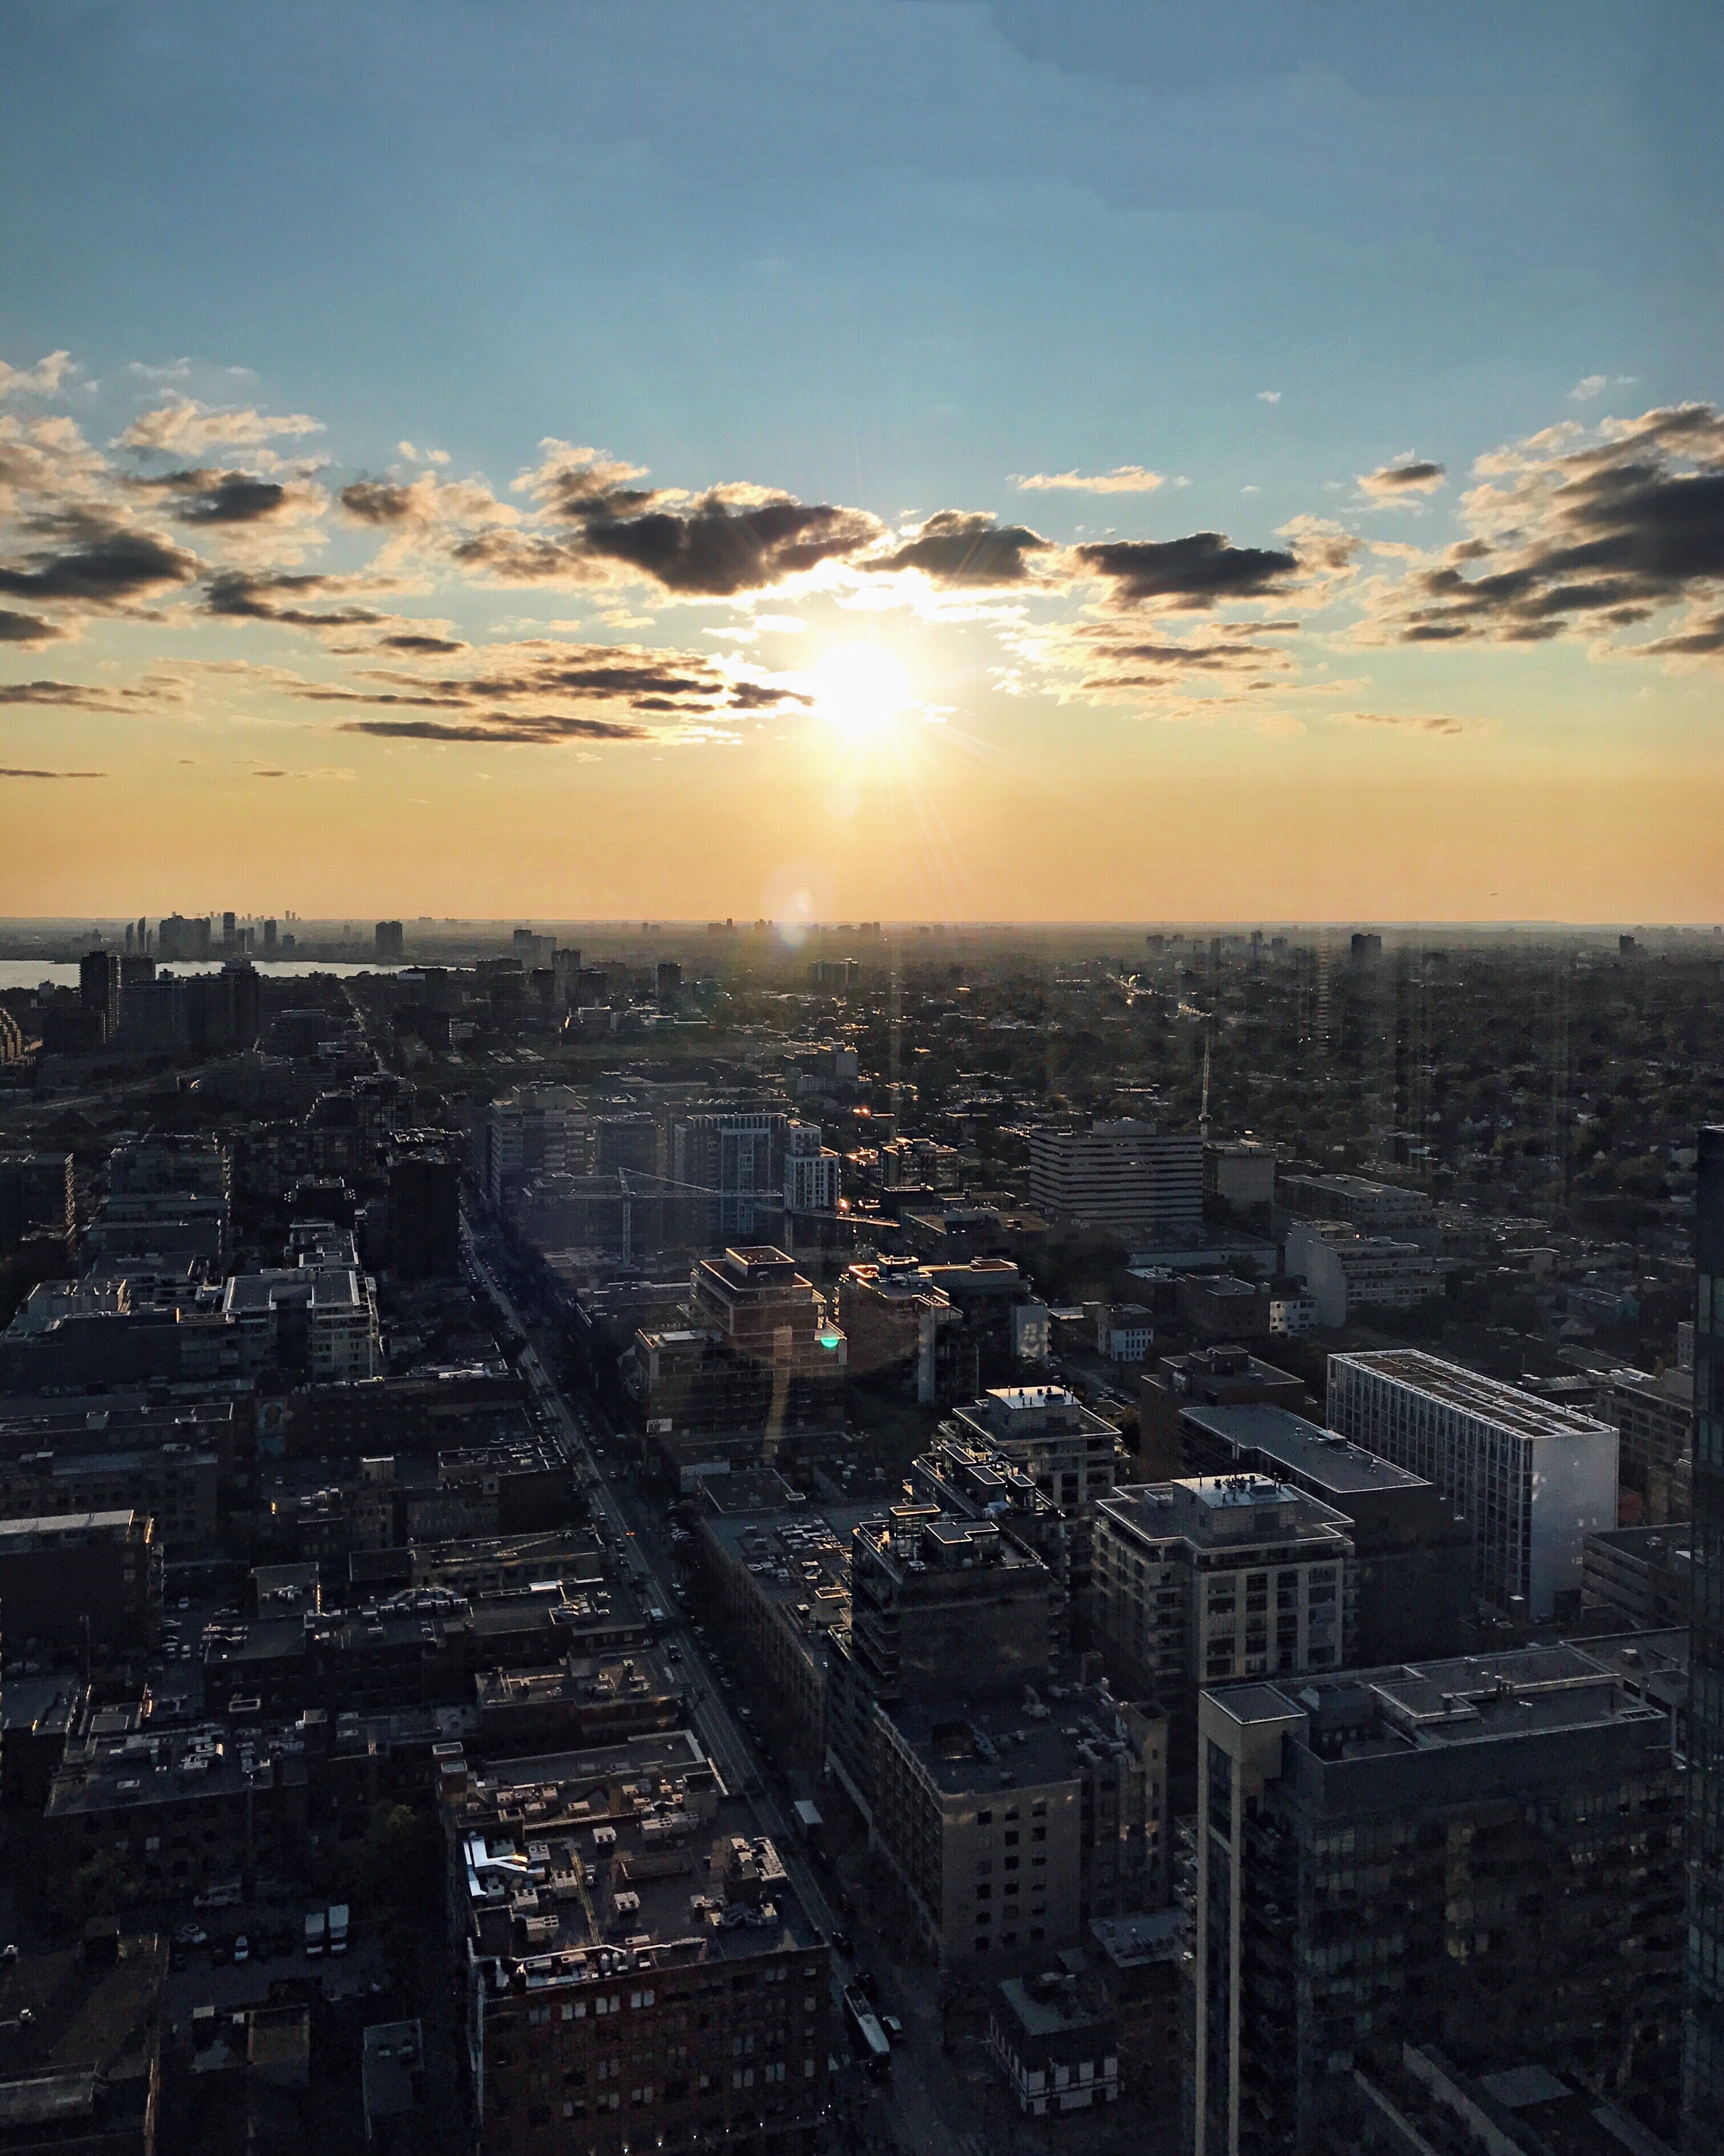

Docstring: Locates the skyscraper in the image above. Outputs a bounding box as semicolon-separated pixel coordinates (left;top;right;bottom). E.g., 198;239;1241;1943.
78;949;120;1040
1685;1126;1724;2146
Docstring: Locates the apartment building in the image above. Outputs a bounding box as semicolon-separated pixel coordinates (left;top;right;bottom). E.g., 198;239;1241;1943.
1196;1647;1683;2155
441;1729;833;2154
0;1509;160;1654
1326;1349;1619;1619
1283;1219;1442;1327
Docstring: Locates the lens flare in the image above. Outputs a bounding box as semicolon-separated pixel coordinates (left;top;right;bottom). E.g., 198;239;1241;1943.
810;643;910;740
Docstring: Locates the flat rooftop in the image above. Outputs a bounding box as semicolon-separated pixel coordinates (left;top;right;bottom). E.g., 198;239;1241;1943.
1333;1350;1615;1441
1181;1404;1429;1496
886;1683;1150;1798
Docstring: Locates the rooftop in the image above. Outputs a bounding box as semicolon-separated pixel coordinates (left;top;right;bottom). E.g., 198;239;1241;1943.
1333;1349;1616;1441
1180;1404;1429;1496
886;1681;1154;1798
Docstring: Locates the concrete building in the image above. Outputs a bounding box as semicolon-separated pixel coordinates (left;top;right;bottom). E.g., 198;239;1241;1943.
826;1507;1059;1820
909;1428;1071;1617
1177;1274;1270;1342
1583;1523;1691;1631
1327;1350;1619;1620
1203;1141;1276;1214
1169;1403;1471;1665
1275;1170;1437;1249
949;1386;1121;1516
1603;1364;1694;1496
0;1153;74;1252
1195;1647;1684;2156
990;1972;1120;2117
0;1509;160;1655
0;1447;217;1556
1091;1479;1356;1706
782;1122;841;1215
481;1087;585;1208
1283;1219;1442;1327
0;1932;167;2155
222;1264;381;1382
440;1729;833;2155
1140;1346;1307;1481
875;1684;1166;1967
1026;1123;1203;1243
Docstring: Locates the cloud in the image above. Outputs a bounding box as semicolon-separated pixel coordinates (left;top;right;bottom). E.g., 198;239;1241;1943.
571;490;880;597
1570;374;1633;404
1370;403;1724;649
117;400;324;454
866;510;1052;587
375;630;470;655
0;608;66;646
128;465;320;527
1359;458;1446;498
201;568;389;631
0;676;182;710
336;713;652;744
1257;390;1282;404
1015;465;1165;494
0;765;105;778
0;509;201;608
1331;709;1475;736
1076;529;1300;608
0;352;74;400
0;413;109;509
397;441;450;466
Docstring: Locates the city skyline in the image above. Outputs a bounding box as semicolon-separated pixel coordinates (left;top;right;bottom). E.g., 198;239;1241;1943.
6;5;1724;920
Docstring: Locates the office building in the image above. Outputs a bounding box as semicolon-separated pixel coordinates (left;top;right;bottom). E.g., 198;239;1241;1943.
1283;1219;1442;1326
481;1087;585;1207
1327;1350;1618;1620
441;1729;833;2154
1026;1122;1203;1243
1685;1124;1724;2147
1275;1171;1437;1248
387;1144;461;1278
375;920;405;962
1196;1646;1684;2156
1169;1403;1471;1664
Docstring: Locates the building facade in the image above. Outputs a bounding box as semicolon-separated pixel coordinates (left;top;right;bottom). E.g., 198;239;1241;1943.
1026;1123;1203;1243
1685;1124;1724;2147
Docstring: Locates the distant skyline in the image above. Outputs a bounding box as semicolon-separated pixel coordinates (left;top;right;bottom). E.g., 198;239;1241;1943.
5;3;1724;921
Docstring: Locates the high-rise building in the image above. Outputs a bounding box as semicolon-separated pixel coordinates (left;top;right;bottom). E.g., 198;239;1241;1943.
262;916;278;959
0;1153;75;1251
388;1144;460;1278
1326;1349;1617;1621
221;910;237;952
1685;1125;1724;2146
1026;1122;1203;1243
375;919;405;962
78;948;120;1040
1196;1646;1684;2156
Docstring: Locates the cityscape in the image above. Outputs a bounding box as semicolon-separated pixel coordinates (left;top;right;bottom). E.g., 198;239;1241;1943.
5;7;1724;2156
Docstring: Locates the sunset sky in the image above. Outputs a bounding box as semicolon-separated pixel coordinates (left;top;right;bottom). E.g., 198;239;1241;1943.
5;3;1724;922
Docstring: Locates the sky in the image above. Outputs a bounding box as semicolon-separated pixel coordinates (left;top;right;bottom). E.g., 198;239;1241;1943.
4;1;1724;924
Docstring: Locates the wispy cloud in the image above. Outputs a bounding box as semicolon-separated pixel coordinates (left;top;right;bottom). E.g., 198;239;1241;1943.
1359;458;1446;499
1014;465;1164;494
1257;389;1282;405
0;764;105;778
0;352;75;400
117;399;324;454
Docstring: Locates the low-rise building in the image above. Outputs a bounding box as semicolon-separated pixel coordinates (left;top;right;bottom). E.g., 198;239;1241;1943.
0;1510;160;1655
1139;1346;1307;1480
1583;1523;1692;1630
0;1932;167;2156
1283;1219;1442;1327
441;1730;833;2154
0;1446;217;1556
989;1972;1119;2117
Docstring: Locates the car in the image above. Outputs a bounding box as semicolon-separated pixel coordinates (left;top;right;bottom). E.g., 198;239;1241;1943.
880;2014;905;2045
233;1935;250;1964
829;1928;853;1956
175;1925;208;1947
177;1597;190;1611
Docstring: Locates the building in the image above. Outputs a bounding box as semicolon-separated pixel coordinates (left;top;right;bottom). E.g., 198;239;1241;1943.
1603;1364;1694;1496
0;1510;160;1655
875;1684;1166;1967
0;1447;218;1557
441;1729;833;2154
781;1122;840;1215
1203;1142;1276;1214
1283;1220;1442;1327
1026;1123;1203;1243
0;1932;167;2156
0;1153;74;1252
949;1386;1120;1515
672;1111;787;1246
79;949;121;1040
989;1972;1119;2116
1327;1350;1619;1620
375;920;405;962
1177;1275;1270;1342
838;1260;960;1401
1196;1646;1684;2156
481;1088;585;1208
1091;1478;1355;1718
1275;1171;1437;1248
826;1507;1059;1820
1168;1403;1471;1665
1139;1346;1307;1480
1684;1124;1724;2148
1583;1523;1691;1630
909;1427;1071;1615
222;1264;381;1383
387;1144;461;1278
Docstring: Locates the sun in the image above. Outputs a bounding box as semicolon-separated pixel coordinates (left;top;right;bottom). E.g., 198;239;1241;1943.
810;642;911;740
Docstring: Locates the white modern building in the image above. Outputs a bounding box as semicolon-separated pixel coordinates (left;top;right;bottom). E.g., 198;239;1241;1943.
1026;1123;1202;1243
1275;1171;1437;1248
1325;1349;1618;1619
782;1120;842;1214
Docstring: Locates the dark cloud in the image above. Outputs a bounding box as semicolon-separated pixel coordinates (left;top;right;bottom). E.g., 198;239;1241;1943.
0;511;200;608
1360;458;1446;497
376;631;470;655
339;480;415;525
0;766;105;778
0;679;140;709
203;569;388;631
1382;405;1724;646
867;510;1051;586
1076;530;1299;607
132;467;291;524
337;714;650;744
0;608;64;644
572;492;880;596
